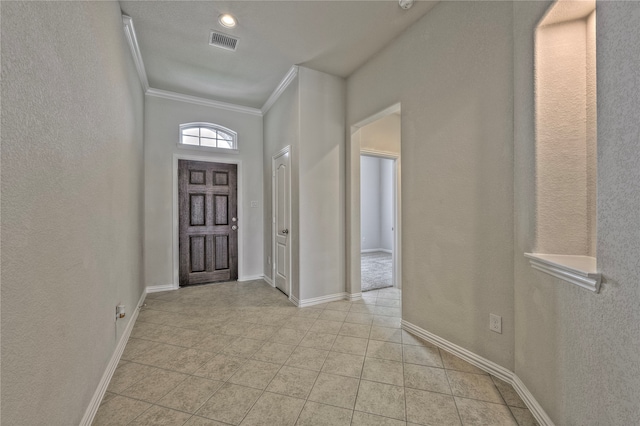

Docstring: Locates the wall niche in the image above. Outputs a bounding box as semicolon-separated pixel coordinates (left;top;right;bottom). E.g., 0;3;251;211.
526;0;600;292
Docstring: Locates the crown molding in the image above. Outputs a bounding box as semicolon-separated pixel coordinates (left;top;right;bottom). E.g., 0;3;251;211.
122;15;149;92
122;15;262;116
261;66;299;114
146;88;263;116
123;15;299;117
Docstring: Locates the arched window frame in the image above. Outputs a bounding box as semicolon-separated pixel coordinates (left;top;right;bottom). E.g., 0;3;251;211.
178;122;238;153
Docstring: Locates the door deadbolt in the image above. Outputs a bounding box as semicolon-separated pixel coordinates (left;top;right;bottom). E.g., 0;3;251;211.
232;217;237;222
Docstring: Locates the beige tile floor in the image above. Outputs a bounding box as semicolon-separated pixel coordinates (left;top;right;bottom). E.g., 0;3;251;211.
94;281;539;426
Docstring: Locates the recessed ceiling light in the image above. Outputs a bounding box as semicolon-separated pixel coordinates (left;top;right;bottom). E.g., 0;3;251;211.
218;14;237;28
398;0;414;10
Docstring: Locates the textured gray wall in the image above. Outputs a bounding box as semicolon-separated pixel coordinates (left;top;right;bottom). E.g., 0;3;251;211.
1;1;145;425
514;1;640;424
297;67;346;300
535;16;595;256
594;3;640;422
348;1;515;369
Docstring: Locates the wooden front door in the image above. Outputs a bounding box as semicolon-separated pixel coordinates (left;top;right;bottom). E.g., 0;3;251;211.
179;160;238;286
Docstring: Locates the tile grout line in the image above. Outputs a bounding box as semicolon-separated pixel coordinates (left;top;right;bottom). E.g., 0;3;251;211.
443;349;465;426
117;302;286;422
308;300;359;416
252;306;327;425
229;307;314;425
105;285;530;425
347;293;377;426
403;340;409;424
241;296;346;424
294;296;363;424
490;375;523;425
185;305;293;424
291;305;330;426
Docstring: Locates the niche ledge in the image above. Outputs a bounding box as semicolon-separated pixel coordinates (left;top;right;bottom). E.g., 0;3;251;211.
524;253;601;293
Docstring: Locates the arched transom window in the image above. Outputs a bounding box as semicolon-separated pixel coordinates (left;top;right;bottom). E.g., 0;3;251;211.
179;122;238;151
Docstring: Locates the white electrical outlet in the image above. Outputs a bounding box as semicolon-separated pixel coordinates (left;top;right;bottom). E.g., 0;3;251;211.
489;313;502;334
116;305;126;320
251;201;258;208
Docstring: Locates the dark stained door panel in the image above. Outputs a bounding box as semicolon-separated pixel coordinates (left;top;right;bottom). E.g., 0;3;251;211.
179;160;238;286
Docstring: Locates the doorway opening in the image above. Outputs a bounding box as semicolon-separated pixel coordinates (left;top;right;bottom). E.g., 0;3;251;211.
360;154;397;292
178;159;238;286
172;154;244;289
348;103;401;298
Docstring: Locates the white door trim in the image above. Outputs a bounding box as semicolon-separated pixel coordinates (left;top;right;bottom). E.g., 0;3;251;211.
352;103;401;130
272;146;292;300
172;153;244;289
360;150;402;290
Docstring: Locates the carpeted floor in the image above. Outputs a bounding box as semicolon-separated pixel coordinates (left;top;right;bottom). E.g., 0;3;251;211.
361;251;393;292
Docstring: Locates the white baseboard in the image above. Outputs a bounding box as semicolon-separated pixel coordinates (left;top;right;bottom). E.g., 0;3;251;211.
298;292;348;308
361;248;393;254
401;320;512;382
401;320;554;426
147;275;266;292
348;292;362;301
289;294;300;306
238;274;264;282
512;374;555;426
80;290;146;426
263;275;274;287
146;284;178;293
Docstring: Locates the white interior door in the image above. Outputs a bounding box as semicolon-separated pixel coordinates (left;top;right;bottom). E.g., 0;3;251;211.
273;148;290;296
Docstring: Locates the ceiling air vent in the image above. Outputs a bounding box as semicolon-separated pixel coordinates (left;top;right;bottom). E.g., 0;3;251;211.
209;31;238;52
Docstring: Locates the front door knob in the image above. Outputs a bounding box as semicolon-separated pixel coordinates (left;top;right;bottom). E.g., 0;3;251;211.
231;225;238;231
281;229;289;235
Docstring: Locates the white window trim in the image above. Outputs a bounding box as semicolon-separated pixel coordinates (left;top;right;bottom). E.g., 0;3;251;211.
178;122;238;153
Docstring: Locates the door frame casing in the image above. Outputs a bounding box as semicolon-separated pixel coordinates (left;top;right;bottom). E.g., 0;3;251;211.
360;149;401;290
348;103;402;296
271;145;292;300
172;153;244;289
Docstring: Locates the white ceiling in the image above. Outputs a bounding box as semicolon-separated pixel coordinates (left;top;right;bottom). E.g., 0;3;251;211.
119;1;438;109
